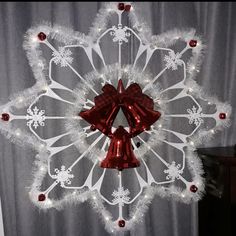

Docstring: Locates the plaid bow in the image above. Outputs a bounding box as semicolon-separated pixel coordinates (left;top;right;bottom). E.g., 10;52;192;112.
94;82;154;110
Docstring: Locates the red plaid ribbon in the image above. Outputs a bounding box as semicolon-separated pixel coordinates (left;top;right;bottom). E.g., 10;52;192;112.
94;83;154;110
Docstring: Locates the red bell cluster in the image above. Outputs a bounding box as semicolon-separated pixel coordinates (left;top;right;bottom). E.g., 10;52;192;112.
79;80;161;170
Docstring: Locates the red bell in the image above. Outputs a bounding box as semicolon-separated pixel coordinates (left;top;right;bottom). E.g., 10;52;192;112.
100;126;140;170
79;102;119;136
122;101;161;137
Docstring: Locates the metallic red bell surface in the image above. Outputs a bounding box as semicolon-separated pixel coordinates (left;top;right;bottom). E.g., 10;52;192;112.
79;102;119;136
100;126;140;170
122;100;161;137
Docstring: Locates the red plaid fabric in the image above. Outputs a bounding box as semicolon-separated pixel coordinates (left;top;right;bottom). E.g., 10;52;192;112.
94;82;154;110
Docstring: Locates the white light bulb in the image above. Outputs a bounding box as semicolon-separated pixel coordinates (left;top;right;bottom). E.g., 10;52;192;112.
31;36;38;43
105;216;109;221
158;124;162;128
46;199;52;205
181;193;185;198
42;86;48;92
210;129;215;134
190;141;194;146
40;166;46;171
18;97;23;103
188;88;193;92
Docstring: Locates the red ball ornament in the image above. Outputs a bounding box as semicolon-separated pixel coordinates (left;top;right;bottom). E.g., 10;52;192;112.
189;40;197;47
118;3;125;11
219;113;226;119
37;32;47;41
124;4;131;11
118;219;126;227
38;193;46;201
190;185;198;193
1;113;10;121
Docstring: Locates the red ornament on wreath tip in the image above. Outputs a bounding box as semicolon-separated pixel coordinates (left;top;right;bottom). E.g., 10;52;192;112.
219;113;226;119
37;32;47;41
118;219;126;227
189;40;197;47
190;185;198;193
38;193;46;201
118;3;125;11
1;113;10;121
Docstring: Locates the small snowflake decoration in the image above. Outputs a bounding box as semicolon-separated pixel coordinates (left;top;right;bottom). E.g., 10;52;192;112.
187;106;203;126
164;51;182;70
26;106;46;129
51;166;74;187
112;187;130;206
164;161;183;180
110;25;131;44
0;2;231;233
52;47;73;67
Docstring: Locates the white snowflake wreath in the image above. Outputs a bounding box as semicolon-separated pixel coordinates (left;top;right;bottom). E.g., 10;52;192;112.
0;2;231;233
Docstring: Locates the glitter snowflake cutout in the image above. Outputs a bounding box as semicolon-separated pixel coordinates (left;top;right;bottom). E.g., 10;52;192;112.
26;106;46;129
0;2;231;233
187;105;204;126
51;165;74;187
164;161;183;180
164;51;182;70
52;47;73;67
112;187;130;206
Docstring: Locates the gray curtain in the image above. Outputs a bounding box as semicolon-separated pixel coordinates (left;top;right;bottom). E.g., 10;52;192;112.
0;2;235;236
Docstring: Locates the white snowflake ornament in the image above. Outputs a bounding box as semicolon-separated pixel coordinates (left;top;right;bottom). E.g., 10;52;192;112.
26;106;46;129
0;2;231;233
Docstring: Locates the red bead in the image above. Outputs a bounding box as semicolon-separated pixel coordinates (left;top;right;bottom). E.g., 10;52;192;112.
38;194;46;201
37;32;47;41
90;124;96;131
118;219;125;227
1;113;10;121
118;3;125;11
124;4;131;11
190;185;198;193
219;113;226;119
189;40;197;47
